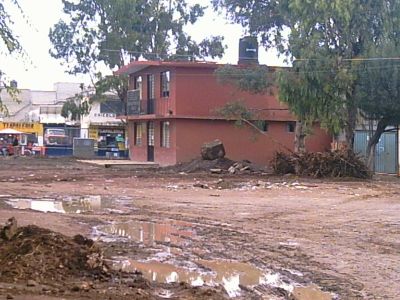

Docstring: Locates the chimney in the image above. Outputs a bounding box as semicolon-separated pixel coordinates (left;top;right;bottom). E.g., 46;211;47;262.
238;36;259;65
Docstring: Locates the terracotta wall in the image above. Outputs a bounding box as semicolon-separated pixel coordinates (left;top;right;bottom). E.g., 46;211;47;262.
128;120;177;165
129;66;295;121
174;67;293;120
175;119;331;165
129;66;177;116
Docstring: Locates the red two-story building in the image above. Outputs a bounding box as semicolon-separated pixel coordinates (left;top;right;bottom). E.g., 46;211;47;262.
116;61;331;166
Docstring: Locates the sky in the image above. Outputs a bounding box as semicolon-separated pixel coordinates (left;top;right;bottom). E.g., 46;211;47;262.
1;0;285;91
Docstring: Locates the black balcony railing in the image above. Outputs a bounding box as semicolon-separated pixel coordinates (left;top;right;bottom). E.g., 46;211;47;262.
126;98;172;116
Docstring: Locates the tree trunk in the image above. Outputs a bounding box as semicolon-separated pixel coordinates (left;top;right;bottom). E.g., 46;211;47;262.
344;100;357;149
294;121;306;153
365;119;388;170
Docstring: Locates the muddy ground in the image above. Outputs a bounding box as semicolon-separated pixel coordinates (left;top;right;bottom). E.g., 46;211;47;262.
0;157;399;299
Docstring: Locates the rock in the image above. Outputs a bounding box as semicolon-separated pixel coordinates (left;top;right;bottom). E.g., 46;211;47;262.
210;168;222;174
80;281;91;291
71;285;80;292
201;140;225;160
1;217;18;240
6;294;14;299
228;166;236;174
193;182;209;189
27;279;38;287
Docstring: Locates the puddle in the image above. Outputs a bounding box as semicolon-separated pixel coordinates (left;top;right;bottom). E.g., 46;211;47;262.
112;258;295;298
95;220;196;246
96;221;331;299
6;195;119;214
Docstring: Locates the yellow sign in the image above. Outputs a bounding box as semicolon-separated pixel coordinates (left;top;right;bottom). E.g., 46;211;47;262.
89;127;98;140
0;122;43;135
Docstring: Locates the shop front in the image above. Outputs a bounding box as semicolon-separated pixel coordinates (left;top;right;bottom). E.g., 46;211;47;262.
89;126;127;158
0;122;43;146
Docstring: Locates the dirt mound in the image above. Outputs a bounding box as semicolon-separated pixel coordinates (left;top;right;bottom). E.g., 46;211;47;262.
272;150;371;179
165;157;268;174
169;157;236;173
0;219;108;285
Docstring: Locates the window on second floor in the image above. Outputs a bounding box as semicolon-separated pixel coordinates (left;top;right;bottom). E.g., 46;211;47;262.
147;74;155;99
160;71;170;98
134;76;142;100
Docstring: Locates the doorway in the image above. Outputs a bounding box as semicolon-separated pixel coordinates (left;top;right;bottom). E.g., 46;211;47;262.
147;121;155;162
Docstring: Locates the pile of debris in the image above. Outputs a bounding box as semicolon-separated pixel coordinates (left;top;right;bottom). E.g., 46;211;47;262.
272;149;371;179
171;140;267;174
172;157;236;173
0;217;108;285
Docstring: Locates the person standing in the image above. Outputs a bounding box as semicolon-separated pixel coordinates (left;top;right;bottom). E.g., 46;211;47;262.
12;136;19;156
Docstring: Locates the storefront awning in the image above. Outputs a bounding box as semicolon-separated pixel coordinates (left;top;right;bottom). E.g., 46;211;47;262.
0;128;25;135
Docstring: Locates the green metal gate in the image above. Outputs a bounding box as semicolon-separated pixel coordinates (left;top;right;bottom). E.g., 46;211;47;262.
354;130;398;174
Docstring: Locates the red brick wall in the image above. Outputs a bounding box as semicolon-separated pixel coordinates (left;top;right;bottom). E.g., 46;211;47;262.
128;120;177;165
175;119;331;165
174;67;294;120
129;66;177;116
128;118;331;166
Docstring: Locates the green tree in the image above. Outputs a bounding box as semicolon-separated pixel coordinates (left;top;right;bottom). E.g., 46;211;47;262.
61;84;91;122
50;0;226;110
0;0;22;113
0;0;21;54
213;0;400;153
354;44;400;169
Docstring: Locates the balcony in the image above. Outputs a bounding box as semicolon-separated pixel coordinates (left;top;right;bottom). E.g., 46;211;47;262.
126;89;172;117
127;98;172;117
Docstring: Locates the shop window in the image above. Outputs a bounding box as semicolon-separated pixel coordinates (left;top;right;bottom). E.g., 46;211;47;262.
134;123;143;146
134;76;142;100
160;121;170;148
147;74;155;99
287;122;296;133
253;120;268;132
160;71;170;98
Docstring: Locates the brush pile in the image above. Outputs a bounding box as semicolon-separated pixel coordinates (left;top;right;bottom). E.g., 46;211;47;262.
272;149;371;179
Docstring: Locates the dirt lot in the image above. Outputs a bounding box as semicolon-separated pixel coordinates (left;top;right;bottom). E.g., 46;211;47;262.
0;157;399;299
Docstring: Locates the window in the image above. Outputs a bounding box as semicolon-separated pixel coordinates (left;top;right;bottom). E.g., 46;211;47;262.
147;74;155;99
287;122;296;133
253;120;268;132
160;121;170;148
160;71;170;97
134;122;143;146
134;76;142;100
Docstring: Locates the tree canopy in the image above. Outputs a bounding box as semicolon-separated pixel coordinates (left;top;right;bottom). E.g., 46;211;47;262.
0;0;22;54
214;0;400;165
0;0;23;114
51;0;226;117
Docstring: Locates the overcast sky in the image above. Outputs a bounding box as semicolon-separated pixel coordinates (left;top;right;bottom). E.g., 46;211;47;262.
1;0;285;91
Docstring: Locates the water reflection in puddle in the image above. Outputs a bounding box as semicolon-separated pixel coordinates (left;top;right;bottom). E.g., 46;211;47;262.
6;195;117;214
112;258;301;298
95;220;196;247
96;221;332;299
